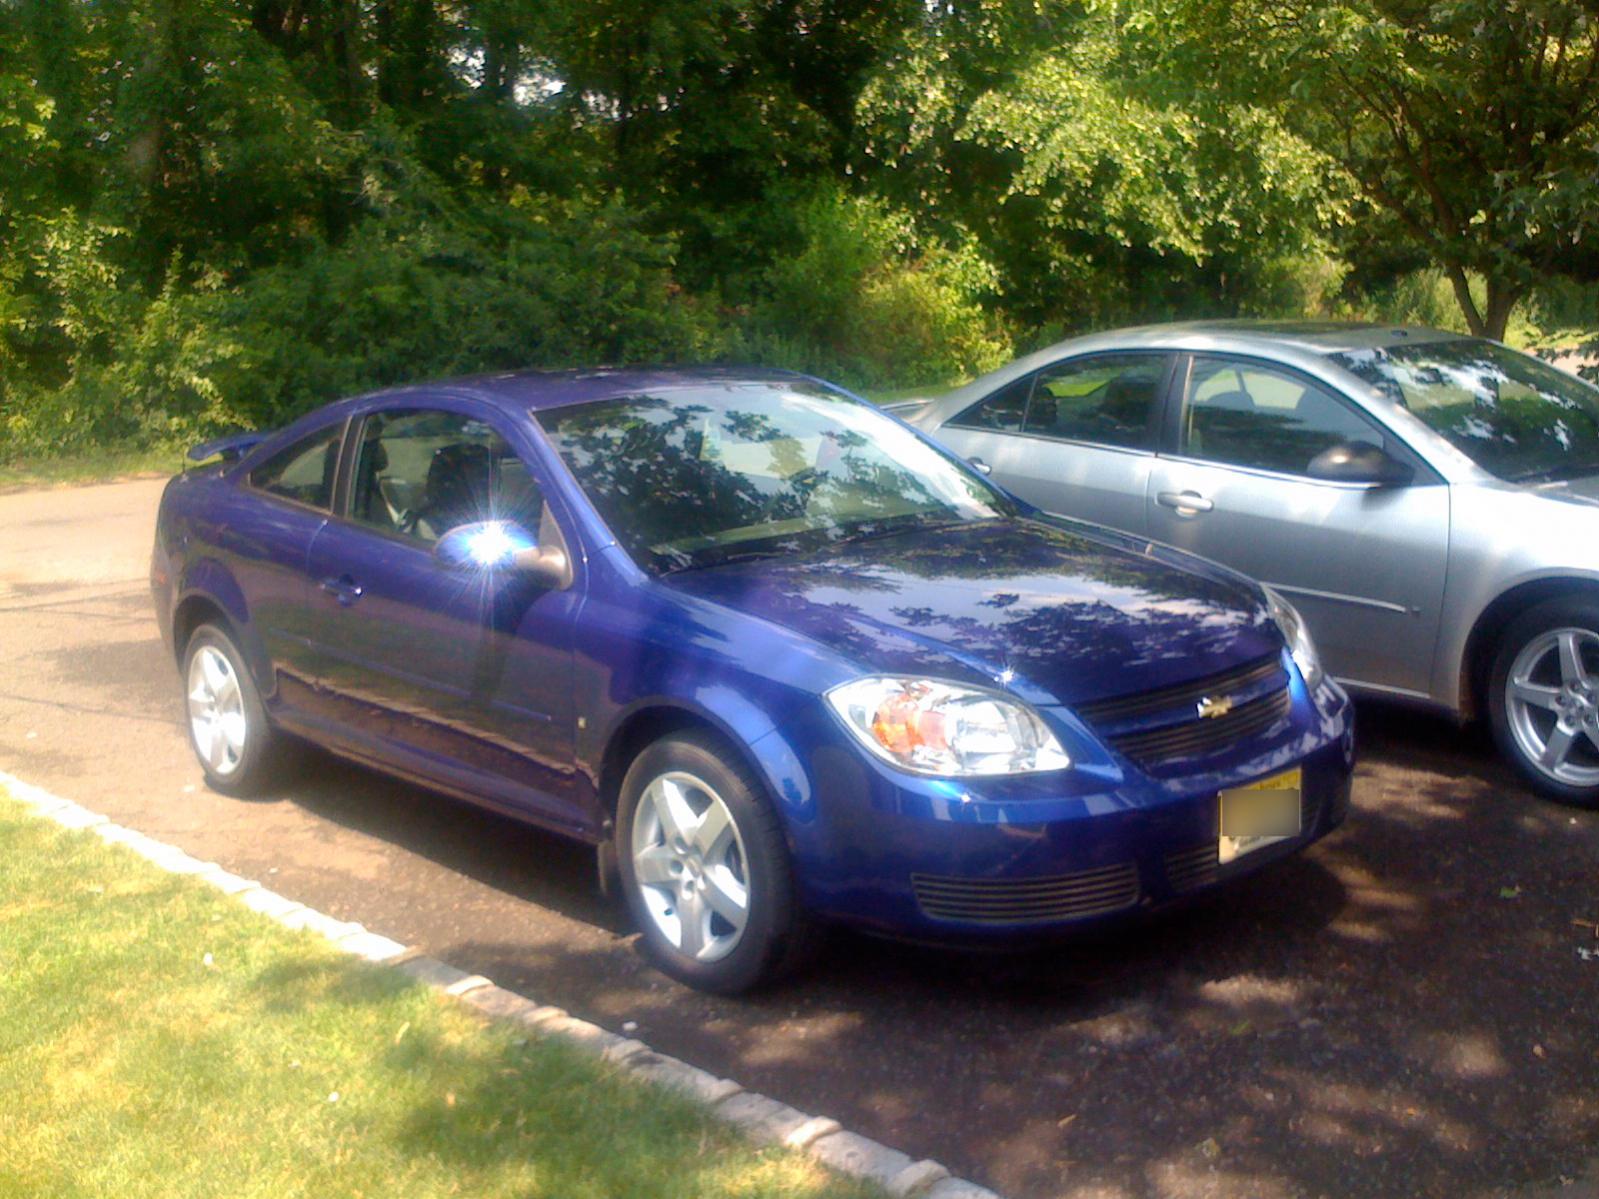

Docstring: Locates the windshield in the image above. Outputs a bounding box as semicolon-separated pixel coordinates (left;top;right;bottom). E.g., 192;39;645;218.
1330;339;1599;481
537;382;1017;573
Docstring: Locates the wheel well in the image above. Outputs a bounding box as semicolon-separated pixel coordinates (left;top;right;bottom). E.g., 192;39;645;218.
171;595;231;663
1461;577;1599;720
598;706;745;823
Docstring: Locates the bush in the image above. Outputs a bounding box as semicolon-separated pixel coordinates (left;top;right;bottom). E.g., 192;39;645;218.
738;188;1011;389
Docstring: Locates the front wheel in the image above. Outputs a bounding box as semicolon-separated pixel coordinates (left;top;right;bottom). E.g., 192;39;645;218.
182;623;281;796
616;731;817;993
1488;598;1599;808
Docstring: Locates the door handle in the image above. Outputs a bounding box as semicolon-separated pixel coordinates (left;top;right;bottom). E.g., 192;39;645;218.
1157;490;1214;515
968;456;992;475
319;575;365;606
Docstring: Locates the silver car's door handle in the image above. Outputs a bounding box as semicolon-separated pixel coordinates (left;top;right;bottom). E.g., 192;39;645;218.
1157;490;1214;515
968;456;992;475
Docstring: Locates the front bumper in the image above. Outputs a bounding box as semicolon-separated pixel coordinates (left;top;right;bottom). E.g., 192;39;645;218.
777;674;1355;944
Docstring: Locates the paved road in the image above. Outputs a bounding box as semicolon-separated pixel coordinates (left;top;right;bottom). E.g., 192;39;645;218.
3;476;1596;1199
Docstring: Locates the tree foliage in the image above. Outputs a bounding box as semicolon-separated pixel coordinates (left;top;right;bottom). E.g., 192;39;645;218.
1;0;1594;458
1189;0;1599;339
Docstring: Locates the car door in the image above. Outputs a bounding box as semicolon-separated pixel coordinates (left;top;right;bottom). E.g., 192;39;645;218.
210;419;344;709
1144;353;1449;696
933;353;1173;534
302;401;586;833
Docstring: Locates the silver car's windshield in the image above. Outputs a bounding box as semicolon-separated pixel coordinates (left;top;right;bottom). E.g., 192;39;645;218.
1331;339;1599;482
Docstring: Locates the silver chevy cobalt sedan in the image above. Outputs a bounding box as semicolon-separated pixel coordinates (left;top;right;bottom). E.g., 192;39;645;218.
906;321;1599;806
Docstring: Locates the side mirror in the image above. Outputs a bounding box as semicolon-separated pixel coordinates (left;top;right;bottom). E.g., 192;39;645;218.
435;520;571;588
1306;442;1414;487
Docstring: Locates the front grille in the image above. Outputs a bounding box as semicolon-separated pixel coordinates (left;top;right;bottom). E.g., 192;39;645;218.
1105;687;1292;767
912;862;1139;925
1077;655;1283;725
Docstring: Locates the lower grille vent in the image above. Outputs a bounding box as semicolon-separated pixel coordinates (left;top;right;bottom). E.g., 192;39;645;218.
1164;843;1220;893
912;862;1139;925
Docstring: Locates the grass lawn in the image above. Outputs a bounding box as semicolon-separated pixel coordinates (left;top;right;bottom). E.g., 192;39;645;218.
0;445;188;492
0;796;884;1199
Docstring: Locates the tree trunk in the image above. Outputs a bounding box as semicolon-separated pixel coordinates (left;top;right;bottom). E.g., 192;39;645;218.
1482;277;1521;342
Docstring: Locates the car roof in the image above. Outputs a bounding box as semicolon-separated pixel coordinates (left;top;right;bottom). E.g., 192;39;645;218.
1084;319;1471;356
349;365;816;416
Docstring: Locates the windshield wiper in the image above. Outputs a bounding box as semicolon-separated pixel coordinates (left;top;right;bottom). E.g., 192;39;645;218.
1511;460;1599;483
830;515;971;548
656;546;798;575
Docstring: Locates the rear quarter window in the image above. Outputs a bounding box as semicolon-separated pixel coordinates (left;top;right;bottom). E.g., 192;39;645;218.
248;424;342;510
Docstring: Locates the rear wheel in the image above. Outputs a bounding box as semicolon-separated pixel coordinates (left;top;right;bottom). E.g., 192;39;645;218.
1488;597;1599;808
616;731;817;992
183;623;281;796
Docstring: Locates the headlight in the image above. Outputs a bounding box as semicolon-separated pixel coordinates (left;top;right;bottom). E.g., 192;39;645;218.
826;676;1070;776
1263;586;1324;690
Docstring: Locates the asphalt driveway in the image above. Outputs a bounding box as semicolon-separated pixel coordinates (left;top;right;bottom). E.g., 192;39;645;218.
2;475;1596;1199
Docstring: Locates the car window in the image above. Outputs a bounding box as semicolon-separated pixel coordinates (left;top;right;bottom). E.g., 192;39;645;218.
348;409;542;545
538;382;1015;574
1183;357;1383;475
1332;338;1599;481
946;376;1031;432
1023;355;1167;449
248;424;342;510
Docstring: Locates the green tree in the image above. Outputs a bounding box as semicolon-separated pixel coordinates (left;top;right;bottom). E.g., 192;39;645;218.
1199;0;1599;339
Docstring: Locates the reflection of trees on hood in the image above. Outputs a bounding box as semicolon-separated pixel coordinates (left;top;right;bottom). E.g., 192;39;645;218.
672;520;1269;687
810;519;1223;606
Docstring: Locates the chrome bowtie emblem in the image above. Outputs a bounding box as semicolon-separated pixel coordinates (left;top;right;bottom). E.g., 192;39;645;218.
1196;694;1234;720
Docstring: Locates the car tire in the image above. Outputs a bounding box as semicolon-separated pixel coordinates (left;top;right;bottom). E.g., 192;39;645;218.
182;623;282;797
1488;597;1599;808
616;731;819;993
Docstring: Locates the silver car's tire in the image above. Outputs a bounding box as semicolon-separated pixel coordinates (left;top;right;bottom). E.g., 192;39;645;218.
1489;598;1599;808
616;731;818;993
182;623;280;796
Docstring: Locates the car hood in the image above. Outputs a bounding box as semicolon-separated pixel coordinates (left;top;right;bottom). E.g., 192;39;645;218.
1528;472;1599;509
664;518;1281;708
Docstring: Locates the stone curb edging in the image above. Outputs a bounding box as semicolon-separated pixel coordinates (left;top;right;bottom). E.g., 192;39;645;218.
0;769;1002;1199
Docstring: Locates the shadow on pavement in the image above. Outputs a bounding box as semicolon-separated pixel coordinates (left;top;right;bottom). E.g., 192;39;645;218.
227;698;1599;1199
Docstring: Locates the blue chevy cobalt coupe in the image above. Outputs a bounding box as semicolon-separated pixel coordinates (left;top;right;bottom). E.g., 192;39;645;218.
152;367;1354;991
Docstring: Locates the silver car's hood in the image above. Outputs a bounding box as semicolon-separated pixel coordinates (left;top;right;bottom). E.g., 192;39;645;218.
1526;473;1599;509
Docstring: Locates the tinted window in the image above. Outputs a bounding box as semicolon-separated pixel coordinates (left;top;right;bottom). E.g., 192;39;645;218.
1024;355;1167;448
1331;339;1599;481
948;377;1030;432
1184;358;1382;475
249;424;341;510
349;409;541;545
538;382;1015;574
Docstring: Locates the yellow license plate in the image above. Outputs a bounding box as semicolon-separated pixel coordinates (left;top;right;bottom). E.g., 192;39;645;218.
1219;767;1302;864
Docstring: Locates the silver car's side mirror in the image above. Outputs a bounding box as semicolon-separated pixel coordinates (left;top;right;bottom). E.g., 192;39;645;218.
1307;442;1414;488
435;520;572;588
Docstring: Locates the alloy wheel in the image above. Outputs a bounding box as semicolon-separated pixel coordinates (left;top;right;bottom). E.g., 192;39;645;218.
187;645;248;777
1505;627;1599;789
629;770;751;963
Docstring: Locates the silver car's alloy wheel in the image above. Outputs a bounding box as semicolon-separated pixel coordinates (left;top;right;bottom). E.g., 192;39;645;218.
630;770;751;963
188;645;247;777
1506;627;1599;788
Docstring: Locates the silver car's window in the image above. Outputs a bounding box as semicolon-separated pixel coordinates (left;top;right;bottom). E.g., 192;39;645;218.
248;424;341;511
349;409;542;545
1023;355;1166;449
1331;339;1599;482
947;376;1030;432
1183;357;1383;476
